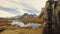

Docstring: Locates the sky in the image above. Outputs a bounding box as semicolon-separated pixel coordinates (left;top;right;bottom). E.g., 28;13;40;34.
0;0;47;17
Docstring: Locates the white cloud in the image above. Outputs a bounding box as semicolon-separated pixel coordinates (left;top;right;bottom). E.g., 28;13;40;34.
0;0;47;17
0;10;16;17
19;0;47;11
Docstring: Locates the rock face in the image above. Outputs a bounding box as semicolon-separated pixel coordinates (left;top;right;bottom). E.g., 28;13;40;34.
39;0;60;34
53;0;60;34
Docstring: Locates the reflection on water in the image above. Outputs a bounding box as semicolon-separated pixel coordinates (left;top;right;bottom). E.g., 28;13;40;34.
11;20;42;28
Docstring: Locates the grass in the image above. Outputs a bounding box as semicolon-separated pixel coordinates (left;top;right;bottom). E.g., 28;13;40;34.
20;18;44;24
0;26;43;34
0;18;44;34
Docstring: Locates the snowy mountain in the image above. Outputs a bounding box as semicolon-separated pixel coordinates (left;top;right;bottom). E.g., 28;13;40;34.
13;13;37;19
21;13;37;18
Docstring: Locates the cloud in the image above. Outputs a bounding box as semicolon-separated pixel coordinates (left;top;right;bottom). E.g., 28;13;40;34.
0;10;16;17
0;0;47;17
22;7;39;14
0;7;20;15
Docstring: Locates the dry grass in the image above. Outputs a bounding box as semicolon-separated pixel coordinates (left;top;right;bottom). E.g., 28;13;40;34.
20;18;44;24
0;26;43;34
0;18;44;34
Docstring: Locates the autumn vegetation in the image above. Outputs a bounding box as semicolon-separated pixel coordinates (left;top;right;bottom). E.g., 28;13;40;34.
20;18;44;24
0;17;44;34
